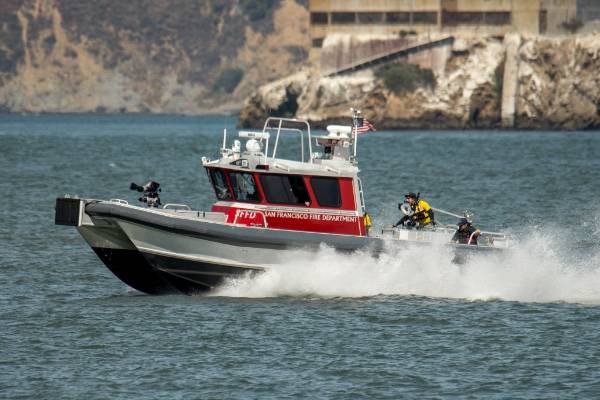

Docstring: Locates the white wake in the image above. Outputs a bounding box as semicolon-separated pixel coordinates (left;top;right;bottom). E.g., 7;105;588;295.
211;229;600;304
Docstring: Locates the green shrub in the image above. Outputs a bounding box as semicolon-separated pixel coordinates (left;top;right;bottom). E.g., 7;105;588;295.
562;18;583;33
213;68;244;93
240;0;278;22
375;63;436;95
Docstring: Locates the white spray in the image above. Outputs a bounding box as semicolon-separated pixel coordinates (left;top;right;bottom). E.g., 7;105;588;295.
212;227;600;304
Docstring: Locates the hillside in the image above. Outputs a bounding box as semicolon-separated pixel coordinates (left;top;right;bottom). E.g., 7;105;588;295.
240;33;600;130
0;0;309;114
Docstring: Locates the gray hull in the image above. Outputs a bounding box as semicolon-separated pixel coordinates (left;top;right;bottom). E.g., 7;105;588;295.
84;202;382;294
58;199;504;295
77;219;177;294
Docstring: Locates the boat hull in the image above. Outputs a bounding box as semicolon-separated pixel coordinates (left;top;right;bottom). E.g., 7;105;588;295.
68;201;506;295
83;202;377;294
77;224;176;295
91;247;176;295
141;251;261;294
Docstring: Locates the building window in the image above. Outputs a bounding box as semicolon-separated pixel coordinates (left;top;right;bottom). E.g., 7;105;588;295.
485;12;511;26
229;172;261;202
312;38;324;48
443;11;492;26
386;12;410;24
539;10;547;34
331;12;356;24
412;12;438;24
310;177;341;208
311;12;328;25
208;169;232;201
259;174;310;205
357;12;384;24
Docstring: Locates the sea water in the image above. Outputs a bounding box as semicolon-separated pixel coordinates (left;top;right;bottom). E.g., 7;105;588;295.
1;114;599;398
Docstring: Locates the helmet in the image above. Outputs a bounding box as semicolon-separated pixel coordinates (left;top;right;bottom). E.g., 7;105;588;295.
457;218;469;227
404;192;417;199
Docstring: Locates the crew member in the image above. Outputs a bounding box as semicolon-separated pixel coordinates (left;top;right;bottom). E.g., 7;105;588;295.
393;192;435;229
452;218;481;245
364;212;372;234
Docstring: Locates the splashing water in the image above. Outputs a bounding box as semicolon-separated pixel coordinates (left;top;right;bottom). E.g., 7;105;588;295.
212;228;600;303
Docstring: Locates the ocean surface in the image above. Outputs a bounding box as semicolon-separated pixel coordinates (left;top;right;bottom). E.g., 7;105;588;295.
1;114;600;399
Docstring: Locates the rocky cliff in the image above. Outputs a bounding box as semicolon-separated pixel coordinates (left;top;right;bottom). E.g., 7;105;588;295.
0;0;309;114
239;34;600;130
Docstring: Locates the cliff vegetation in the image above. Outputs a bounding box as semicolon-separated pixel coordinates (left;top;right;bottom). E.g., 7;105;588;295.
376;63;436;95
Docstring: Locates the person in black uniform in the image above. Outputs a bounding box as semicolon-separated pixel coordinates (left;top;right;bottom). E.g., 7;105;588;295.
451;218;481;245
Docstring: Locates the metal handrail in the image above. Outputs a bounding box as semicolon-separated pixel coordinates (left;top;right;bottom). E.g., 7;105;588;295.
273;162;290;172
109;198;129;205
357;177;366;214
163;203;192;210
271;128;304;161
262;117;313;164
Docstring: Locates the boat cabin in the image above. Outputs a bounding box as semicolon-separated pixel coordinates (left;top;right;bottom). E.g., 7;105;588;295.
201;116;369;236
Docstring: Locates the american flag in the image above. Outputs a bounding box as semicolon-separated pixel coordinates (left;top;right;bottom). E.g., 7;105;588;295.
352;117;376;134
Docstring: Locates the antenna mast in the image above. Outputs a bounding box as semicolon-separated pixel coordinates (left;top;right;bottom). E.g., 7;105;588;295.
351;107;361;159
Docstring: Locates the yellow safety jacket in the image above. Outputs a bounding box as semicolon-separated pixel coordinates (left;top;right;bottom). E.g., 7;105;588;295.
364;213;372;228
412;199;432;226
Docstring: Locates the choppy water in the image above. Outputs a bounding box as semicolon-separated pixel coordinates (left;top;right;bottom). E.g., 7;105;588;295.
1;114;600;398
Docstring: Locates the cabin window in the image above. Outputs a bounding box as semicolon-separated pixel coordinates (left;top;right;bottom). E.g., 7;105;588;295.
259;174;310;205
208;169;232;200
310;177;341;208
229;172;261;202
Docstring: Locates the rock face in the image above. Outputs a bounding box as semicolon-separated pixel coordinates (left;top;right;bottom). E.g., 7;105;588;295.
516;35;600;129
0;0;309;114
239;34;600;130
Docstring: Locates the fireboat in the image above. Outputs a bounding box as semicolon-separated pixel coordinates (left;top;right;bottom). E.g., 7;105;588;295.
55;110;511;295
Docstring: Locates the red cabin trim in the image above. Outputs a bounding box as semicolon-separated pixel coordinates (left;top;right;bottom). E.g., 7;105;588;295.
205;166;365;236
338;177;357;211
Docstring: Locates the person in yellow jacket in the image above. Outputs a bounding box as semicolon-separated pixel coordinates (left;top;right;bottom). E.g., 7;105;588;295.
364;212;372;234
393;192;436;229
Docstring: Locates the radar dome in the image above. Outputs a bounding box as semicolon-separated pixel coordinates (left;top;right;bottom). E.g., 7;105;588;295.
246;139;262;153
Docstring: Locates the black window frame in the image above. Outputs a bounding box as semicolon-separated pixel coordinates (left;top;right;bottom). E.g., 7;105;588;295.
412;12;438;24
310;176;342;208
259;174;311;205
229;171;261;203
442;11;490;26
331;12;356;24
386;12;410;24
207;168;233;201
485;11;511;26
311;12;328;25
357;12;384;24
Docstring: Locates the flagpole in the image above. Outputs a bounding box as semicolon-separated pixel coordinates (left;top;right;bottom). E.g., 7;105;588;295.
351;108;359;160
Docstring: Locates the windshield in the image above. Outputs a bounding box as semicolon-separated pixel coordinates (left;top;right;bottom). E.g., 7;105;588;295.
208;169;232;200
229;172;261;202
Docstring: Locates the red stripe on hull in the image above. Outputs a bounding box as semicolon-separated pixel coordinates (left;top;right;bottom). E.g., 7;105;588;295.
221;206;365;235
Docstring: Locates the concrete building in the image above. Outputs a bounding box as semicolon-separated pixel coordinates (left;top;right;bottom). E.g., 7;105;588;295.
310;0;585;53
577;0;600;22
540;0;577;34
